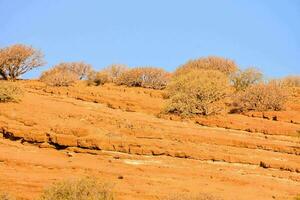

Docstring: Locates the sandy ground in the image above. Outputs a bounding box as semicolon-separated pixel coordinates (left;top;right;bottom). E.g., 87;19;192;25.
0;139;299;200
0;81;299;199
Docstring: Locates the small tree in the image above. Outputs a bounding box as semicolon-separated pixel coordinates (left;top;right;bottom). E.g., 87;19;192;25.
68;62;93;80
175;56;238;77
0;44;45;80
165;69;231;116
231;67;263;91
45;62;93;80
103;64;128;83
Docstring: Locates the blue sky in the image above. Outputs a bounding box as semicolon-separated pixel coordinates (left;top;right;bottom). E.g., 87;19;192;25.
0;0;299;79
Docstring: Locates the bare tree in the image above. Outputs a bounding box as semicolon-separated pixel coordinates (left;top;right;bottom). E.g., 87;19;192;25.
0;44;45;80
68;62;93;80
103;64;128;83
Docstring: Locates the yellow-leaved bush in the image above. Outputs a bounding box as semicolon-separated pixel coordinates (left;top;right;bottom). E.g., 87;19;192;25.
232;83;288;112
164;69;231;116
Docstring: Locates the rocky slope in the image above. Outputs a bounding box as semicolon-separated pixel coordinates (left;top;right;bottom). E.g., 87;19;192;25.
0;80;299;200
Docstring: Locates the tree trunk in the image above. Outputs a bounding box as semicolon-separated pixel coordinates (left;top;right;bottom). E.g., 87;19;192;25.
0;71;8;80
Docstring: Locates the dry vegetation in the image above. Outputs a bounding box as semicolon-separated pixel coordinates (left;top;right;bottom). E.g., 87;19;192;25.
281;75;300;87
0;46;297;115
231;67;263;91
115;67;170;89
103;64;129;83
0;81;23;102
0;192;15;200
87;70;110;86
39;177;113;200
164;69;230;116
40;62;92;86
232;83;288;112
175;56;238;76
40;64;78;86
0;44;45;80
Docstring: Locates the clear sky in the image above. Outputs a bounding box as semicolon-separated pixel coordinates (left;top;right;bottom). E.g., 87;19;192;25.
0;0;299;79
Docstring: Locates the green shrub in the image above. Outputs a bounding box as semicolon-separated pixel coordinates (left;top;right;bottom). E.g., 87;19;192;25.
39;176;113;200
231;67;263;91
116;67;170;89
40;64;78;86
232;83;288;112
175;56;238;77
164;69;231;116
0;81;23;102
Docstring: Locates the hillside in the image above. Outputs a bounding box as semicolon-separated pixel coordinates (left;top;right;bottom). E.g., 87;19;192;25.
0;80;299;200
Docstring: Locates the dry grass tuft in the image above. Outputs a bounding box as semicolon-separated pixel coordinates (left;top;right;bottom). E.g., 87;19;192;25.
0;192;15;200
0;81;23;103
39;176;114;200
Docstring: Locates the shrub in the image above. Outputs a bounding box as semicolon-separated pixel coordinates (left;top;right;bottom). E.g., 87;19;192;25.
281;75;300;87
175;56;238;77
67;62;93;80
0;192;15;200
39;176;114;200
269;76;300;89
0;81;23;102
164;69;231;116
232;83;288;112
0;44;45;80
116;67;170;89
115;68;143;87
231;67;263;91
87;70;109;86
102;64;128;83
40;64;78;86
